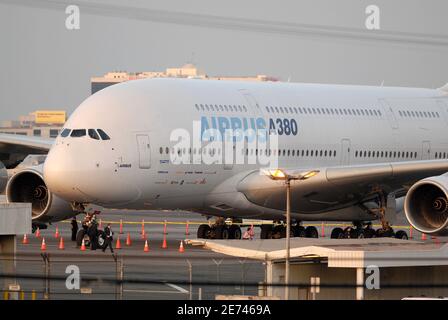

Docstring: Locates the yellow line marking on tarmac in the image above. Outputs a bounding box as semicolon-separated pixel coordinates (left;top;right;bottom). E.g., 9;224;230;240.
59;219;415;230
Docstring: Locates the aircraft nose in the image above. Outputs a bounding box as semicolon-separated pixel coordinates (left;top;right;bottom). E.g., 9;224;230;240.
43;144;82;201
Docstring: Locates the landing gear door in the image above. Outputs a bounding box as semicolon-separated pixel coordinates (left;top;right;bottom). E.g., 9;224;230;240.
136;134;151;169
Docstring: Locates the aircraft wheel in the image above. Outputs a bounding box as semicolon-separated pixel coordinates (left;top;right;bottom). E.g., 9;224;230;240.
293;226;306;238
331;227;344;239
363;228;376;238
260;225;273;239
197;224;209;239
215;225;230;240
305;226;319;238
97;230;107;249
395;230;408;240
376;228;394;238
229;225;242;239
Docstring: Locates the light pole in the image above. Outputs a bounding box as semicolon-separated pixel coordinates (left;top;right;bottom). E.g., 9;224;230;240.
263;169;320;300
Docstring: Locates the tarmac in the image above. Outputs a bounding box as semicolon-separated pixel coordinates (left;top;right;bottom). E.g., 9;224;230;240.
3;209;446;300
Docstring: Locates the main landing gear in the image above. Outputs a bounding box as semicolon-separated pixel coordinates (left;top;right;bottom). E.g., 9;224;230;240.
330;221;408;240
331;192;409;240
197;218;242;240
259;224;318;240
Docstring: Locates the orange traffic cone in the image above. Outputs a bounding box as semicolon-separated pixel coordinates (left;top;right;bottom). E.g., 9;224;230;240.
35;228;41;238
409;226;413;239
141;231;147;240
54;226;60;238
80;238;86;251
162;235;167;249
178;240;185;253
422;232;427;241
144;240;150;252
116;236;122;249
58;237;65;250
22;234;29;245
126;232;132;246
185;221;190;236
119;219;123;234
40;238;47;251
321;222;325;237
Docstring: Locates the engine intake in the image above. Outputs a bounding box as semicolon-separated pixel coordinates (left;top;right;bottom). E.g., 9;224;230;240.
404;174;448;235
6;165;77;222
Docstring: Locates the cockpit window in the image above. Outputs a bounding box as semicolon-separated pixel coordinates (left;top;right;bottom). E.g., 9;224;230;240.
88;129;100;140
71;129;87;138
60;129;71;138
97;129;110;140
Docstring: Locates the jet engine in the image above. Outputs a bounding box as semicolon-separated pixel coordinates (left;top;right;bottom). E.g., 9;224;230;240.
404;173;448;235
6;164;79;223
0;161;7;194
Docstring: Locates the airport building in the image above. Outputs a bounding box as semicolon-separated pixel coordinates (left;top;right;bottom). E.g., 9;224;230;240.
91;64;278;94
0;110;66;139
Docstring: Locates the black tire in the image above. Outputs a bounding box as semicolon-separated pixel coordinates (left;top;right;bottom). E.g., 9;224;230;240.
395;230;408;240
273;225;286;239
76;229;86;247
305;226;319;238
229;225;242;239
293;226;306;238
97;230;107;249
215;225;229;239
363;228;376;238
197;224;209;239
260;225;273;239
376;228;394;238
331;227;344;239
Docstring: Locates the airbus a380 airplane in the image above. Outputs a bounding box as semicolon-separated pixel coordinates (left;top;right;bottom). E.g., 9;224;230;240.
2;78;448;240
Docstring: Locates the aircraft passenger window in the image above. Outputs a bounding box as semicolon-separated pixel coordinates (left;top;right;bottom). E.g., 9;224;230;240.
200;104;204;110
88;129;100;140
378;110;382;116
298;107;303;114
266;107;270;113
317;108;321;114
159;147;163;154
71;129;86;138
333;150;336;156
97;129;111;140
406;152;409;158
243;106;248;112
381;151;384;157
310;150;314;157
285;108;289;114
319;150;323;157
60;129;71;137
445;152;447;158
303;108;308;114
210;105;215;111
436;112;440;118
279;107;284;113
312;108;316;114
294;107;298;113
275;107;279;113
335;109;339;115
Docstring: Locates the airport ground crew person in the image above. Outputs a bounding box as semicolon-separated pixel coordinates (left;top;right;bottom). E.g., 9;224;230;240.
103;223;114;253
71;217;78;241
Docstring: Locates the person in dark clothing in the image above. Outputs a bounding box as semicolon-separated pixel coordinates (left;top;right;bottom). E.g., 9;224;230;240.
71;217;78;241
88;219;98;250
103;223;114;253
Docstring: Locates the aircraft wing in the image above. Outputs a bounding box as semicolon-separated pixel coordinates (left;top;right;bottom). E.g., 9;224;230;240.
236;160;448;213
0;134;54;168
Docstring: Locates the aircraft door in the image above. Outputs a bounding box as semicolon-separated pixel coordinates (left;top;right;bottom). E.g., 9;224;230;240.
421;141;431;160
136;134;151;169
341;139;351;165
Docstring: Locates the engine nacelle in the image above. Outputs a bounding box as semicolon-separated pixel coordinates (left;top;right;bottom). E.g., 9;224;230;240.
404;174;448;236
6;164;79;223
0;161;7;194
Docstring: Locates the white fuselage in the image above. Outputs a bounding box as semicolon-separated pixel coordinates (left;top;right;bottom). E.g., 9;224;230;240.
43;78;448;221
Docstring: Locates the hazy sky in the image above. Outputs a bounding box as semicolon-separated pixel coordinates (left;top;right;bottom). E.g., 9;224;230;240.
1;0;448;122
